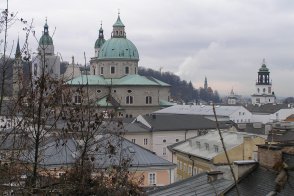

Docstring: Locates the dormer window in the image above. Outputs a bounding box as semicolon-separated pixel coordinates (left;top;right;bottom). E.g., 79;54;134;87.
214;145;219;153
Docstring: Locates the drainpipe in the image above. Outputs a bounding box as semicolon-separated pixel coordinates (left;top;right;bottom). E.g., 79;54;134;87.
169;168;172;184
185;130;189;141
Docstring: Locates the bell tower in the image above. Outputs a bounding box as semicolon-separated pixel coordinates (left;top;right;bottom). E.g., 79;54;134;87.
251;59;276;105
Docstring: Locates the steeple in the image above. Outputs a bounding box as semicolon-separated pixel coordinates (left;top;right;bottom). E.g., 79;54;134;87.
44;17;49;35
94;21;106;56
112;11;126;38
15;37;21;59
39;18;53;46
257;58;270;85
204;76;208;89
99;22;104;39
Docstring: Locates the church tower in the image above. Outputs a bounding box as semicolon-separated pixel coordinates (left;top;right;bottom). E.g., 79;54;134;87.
204;77;208;90
251;59;276;105
94;23;106;57
33;19;60;79
12;38;23;97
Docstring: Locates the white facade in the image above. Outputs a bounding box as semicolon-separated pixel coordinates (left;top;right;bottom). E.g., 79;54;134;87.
251;107;294;123
155;105;252;124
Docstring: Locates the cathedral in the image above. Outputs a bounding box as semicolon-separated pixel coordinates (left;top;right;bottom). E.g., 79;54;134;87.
65;14;172;117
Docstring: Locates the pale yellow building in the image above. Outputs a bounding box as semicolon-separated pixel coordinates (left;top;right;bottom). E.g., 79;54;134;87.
170;130;265;180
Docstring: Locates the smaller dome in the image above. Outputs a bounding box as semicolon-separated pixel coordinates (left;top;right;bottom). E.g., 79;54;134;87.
259;64;269;72
39;21;53;45
39;34;53;45
95;38;106;48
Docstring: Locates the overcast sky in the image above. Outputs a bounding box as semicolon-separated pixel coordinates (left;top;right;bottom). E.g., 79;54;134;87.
3;0;294;97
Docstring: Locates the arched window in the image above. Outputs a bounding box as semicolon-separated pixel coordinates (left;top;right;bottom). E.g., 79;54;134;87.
125;66;129;74
111;66;115;74
146;96;152;104
126;96;133;104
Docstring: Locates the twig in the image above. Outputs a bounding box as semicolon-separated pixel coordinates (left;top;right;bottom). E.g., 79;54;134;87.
212;103;240;196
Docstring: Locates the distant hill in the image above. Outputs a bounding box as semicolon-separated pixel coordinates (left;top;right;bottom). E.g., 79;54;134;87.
138;67;221;103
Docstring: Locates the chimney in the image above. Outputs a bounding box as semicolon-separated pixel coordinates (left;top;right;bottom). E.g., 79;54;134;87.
207;171;223;182
233;160;257;180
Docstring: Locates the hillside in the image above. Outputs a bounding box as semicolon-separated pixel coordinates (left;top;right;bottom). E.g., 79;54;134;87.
138;67;220;103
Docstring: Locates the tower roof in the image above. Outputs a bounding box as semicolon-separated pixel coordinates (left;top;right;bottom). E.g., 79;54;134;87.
113;14;125;27
39;19;53;45
259;59;269;72
95;22;106;49
15;38;21;58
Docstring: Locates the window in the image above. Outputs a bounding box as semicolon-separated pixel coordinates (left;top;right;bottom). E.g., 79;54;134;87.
135;67;137;74
183;163;187;172
74;95;81;104
100;67;104;75
214;145;219;153
263;88;266;93
131;139;136;143
144;138;148;145
205;143;209;150
188;166;192;175
149;173;156;185
93;69;95;75
127;89;132;93
193;167;198;175
125;66;129;74
163;147;166;155
176;139;179;142
163;139;166;143
126;96;133;104
177;161;180;169
179;161;182;170
146;96;152;104
111;66;115;74
97;90;101;93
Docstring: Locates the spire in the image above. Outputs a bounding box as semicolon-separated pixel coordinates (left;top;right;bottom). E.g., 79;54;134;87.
44;17;49;35
113;11;125;27
99;21;104;39
112;12;126;38
204;76;208;89
15;37;21;58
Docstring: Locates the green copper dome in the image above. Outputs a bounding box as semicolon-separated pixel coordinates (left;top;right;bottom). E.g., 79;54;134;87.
39;21;53;45
95;26;106;48
39;34;53;45
259;64;269;72
98;38;139;60
95;38;106;48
